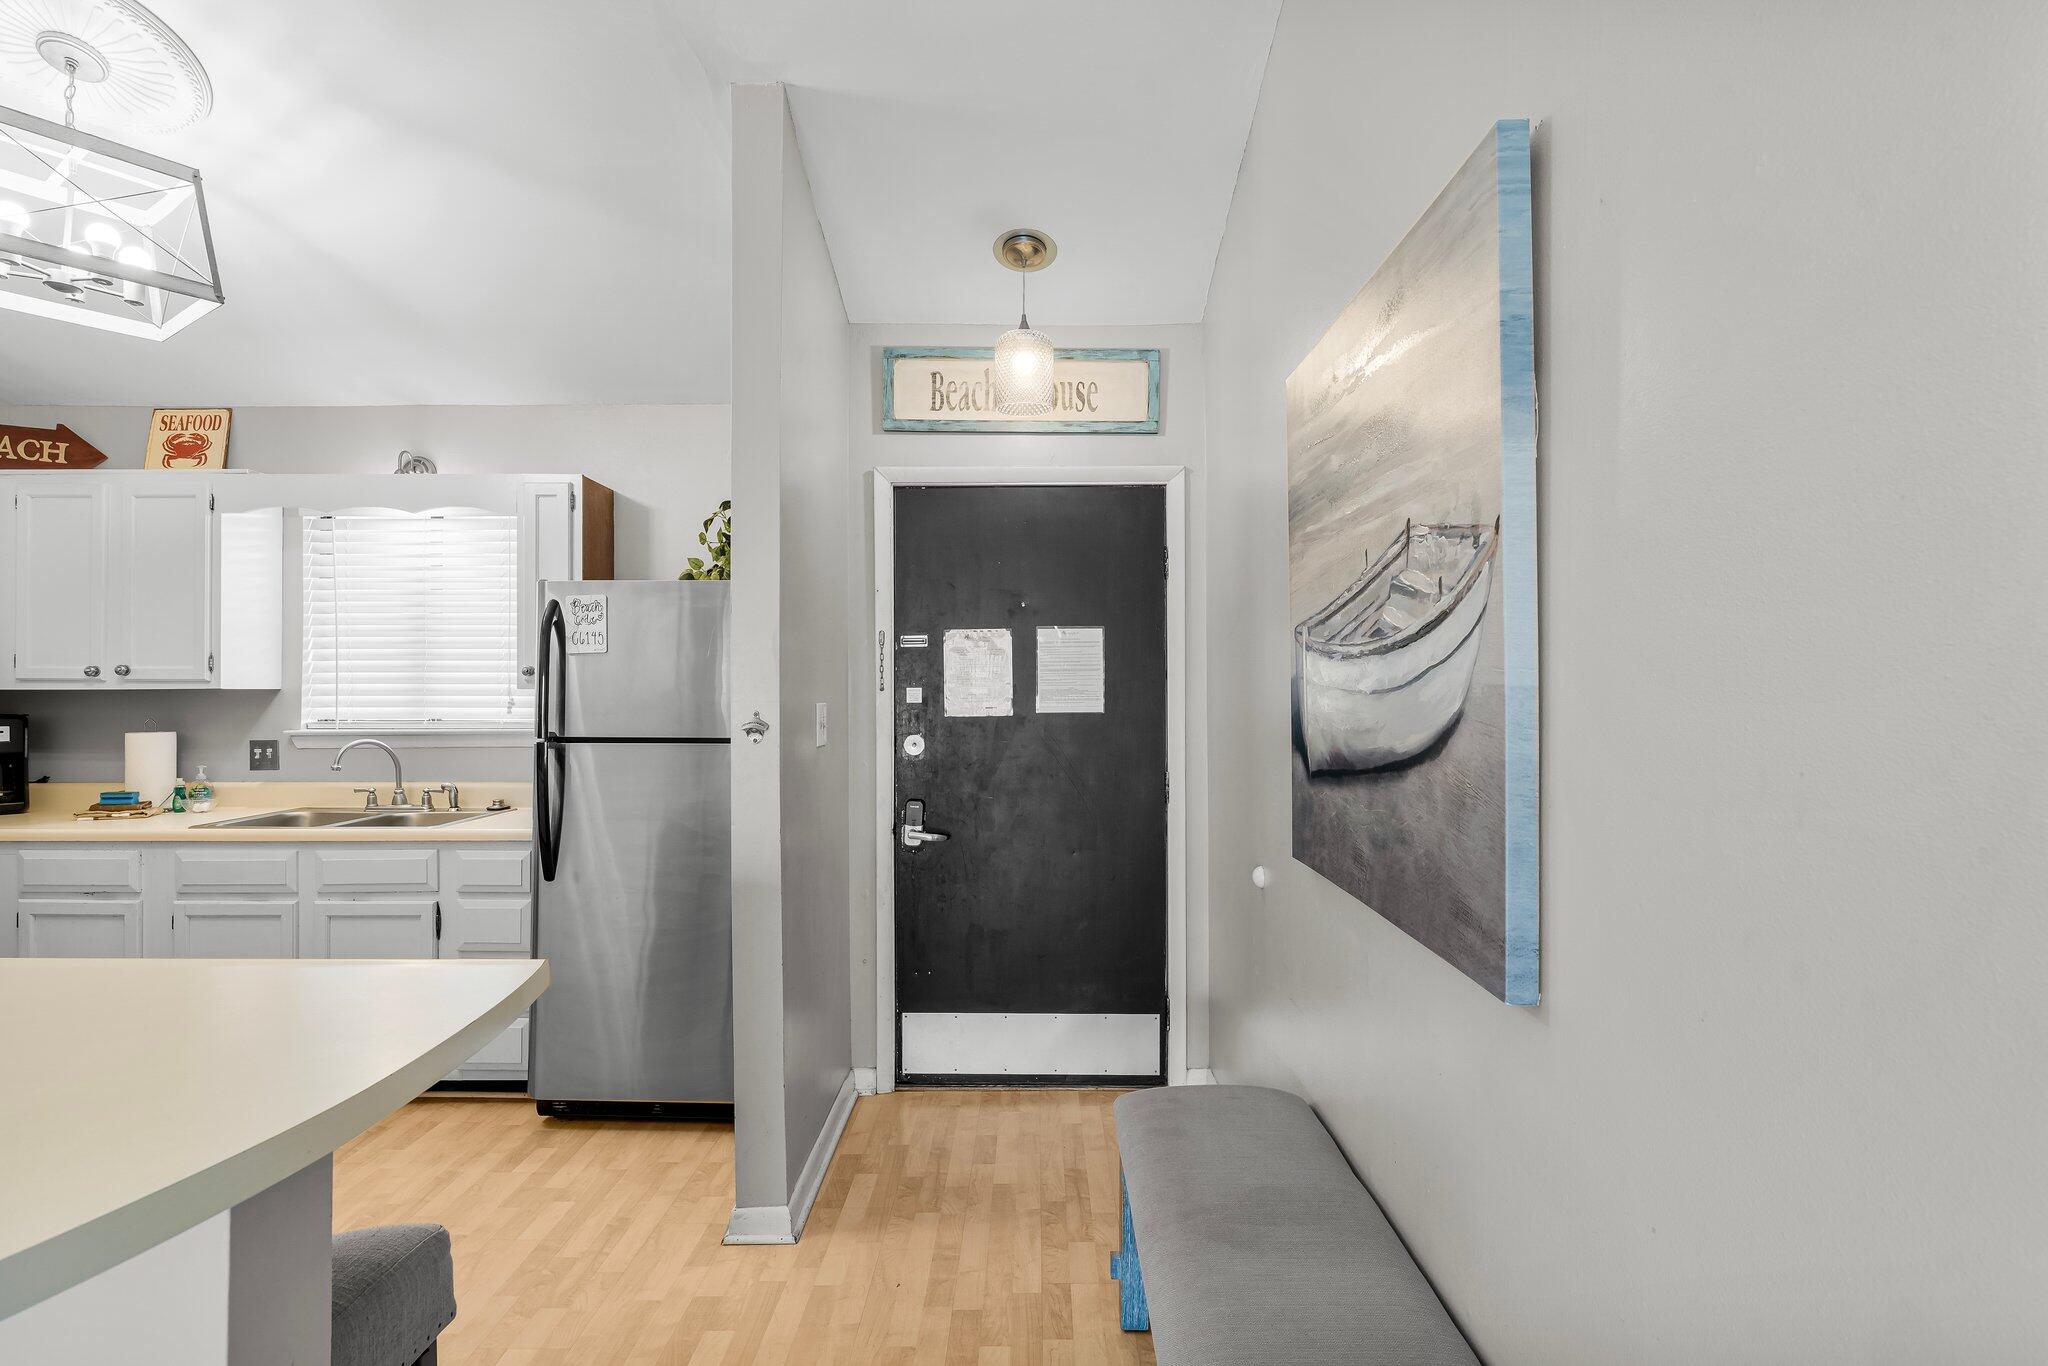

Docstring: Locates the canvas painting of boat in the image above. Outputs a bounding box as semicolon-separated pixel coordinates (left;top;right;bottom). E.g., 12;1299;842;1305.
1286;120;1539;1004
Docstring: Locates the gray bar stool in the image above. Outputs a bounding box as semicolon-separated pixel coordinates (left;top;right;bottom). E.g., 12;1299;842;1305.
331;1224;456;1366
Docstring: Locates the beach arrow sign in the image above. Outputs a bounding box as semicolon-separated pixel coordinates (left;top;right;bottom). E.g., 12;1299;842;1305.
0;423;109;470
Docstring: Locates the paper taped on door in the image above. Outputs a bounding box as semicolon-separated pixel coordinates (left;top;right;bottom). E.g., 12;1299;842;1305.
943;628;1013;717
1036;627;1105;713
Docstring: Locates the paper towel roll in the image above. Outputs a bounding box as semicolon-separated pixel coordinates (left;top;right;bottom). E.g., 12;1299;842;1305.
125;732;178;807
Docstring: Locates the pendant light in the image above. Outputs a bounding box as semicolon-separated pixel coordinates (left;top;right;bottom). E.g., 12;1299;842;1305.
992;228;1057;416
0;0;222;339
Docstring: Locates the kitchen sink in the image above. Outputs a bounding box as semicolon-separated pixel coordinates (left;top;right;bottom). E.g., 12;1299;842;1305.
193;807;494;831
195;808;374;829
339;810;492;829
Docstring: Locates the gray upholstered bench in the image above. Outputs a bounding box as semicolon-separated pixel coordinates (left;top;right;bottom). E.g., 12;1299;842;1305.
1112;1086;1479;1364
332;1224;456;1366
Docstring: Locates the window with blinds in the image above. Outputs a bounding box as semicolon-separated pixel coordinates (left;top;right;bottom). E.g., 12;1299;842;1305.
301;513;532;731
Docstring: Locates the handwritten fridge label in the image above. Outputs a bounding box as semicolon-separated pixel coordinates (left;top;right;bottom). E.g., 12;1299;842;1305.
1036;627;1106;713
566;594;608;654
943;628;1013;717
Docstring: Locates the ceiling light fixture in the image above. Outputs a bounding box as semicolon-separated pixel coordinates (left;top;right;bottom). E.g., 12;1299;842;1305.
0;0;221;339
992;228;1057;417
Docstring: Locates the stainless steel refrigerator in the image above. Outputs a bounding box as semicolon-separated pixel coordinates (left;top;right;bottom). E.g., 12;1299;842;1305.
530;580;733;1115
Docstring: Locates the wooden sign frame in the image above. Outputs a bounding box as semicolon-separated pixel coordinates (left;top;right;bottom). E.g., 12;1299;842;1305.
882;346;1160;434
144;408;232;470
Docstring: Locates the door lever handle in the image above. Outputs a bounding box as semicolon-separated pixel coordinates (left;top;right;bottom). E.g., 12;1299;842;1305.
899;798;948;849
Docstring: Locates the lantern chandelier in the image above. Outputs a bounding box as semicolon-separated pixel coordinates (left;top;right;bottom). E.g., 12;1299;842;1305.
991;228;1057;416
0;0;222;339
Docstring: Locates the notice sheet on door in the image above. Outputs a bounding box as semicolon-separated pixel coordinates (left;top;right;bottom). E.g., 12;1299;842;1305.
943;628;1013;717
1035;627;1105;713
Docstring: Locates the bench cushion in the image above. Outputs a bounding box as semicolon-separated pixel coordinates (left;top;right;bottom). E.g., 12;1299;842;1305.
1114;1086;1478;1365
332;1223;456;1366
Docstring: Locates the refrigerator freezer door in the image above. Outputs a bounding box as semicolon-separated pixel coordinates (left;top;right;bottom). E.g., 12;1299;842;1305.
530;740;733;1103
542;580;729;740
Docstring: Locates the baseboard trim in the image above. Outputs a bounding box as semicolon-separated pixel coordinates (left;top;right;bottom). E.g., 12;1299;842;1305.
721;1204;793;1245
788;1072;858;1239
1181;1068;1218;1086
852;1067;879;1096
722;1071;859;1246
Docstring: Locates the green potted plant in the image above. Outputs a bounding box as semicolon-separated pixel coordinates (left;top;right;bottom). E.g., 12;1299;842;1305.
678;500;731;580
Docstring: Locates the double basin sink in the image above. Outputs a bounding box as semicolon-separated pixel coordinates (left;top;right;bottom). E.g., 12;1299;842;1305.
194;807;492;831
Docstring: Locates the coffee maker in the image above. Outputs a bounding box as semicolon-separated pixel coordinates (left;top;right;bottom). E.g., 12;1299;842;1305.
0;714;26;816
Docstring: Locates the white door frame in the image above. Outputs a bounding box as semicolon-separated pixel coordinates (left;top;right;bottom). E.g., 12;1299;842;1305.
870;465;1189;1092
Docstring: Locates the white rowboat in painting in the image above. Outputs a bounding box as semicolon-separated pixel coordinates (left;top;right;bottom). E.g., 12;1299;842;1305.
1294;519;1498;773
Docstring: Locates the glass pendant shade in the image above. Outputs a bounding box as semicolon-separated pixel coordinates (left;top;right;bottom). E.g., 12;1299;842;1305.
993;321;1056;416
0;102;221;339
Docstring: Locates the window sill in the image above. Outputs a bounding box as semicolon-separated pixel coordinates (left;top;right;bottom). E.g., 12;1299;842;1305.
287;730;534;751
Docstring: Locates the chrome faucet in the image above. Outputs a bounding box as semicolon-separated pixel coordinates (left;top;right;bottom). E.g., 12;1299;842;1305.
331;738;411;808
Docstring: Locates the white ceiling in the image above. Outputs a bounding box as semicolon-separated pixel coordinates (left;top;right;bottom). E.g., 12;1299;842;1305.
678;0;1279;327
0;0;1276;407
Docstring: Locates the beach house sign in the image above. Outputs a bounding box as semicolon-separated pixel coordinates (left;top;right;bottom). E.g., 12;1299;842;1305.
882;347;1160;433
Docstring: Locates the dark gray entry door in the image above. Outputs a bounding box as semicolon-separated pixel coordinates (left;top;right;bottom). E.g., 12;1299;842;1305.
893;484;1168;1084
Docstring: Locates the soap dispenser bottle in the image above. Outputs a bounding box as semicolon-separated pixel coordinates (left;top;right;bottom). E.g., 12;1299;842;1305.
188;765;215;813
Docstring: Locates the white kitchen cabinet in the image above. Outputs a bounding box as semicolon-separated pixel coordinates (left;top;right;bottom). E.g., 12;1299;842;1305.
19;898;145;957
10;481;105;683
302;899;438;959
106;482;213;683
4;476;280;690
438;847;535;1081
516;480;576;693
1;839;533;1077
171;900;297;957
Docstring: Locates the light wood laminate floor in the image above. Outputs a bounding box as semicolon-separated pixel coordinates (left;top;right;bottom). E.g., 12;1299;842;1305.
333;1089;1155;1365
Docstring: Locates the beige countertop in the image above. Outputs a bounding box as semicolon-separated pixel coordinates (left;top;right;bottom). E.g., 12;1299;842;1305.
0;957;549;1318
0;781;533;843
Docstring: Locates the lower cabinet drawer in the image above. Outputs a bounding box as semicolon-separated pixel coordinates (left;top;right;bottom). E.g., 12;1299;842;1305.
18;848;144;896
171;900;298;958
173;848;298;897
311;848;438;895
442;897;532;953
18;899;144;957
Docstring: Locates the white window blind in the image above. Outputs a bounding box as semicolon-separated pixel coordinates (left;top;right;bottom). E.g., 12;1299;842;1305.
302;513;532;731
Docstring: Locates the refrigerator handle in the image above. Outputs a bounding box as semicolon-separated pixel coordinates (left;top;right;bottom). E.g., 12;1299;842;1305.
536;598;567;882
536;737;565;882
537;597;567;742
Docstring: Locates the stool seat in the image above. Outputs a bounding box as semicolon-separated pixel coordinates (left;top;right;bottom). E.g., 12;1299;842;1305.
332;1223;456;1366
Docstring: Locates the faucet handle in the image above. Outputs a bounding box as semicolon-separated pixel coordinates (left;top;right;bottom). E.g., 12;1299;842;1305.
352;787;380;810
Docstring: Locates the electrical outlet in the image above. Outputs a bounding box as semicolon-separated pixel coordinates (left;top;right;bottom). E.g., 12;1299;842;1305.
249;739;280;771
815;702;829;748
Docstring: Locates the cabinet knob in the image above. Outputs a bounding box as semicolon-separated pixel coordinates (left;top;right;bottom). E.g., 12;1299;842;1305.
83;665;100;678
114;664;131;677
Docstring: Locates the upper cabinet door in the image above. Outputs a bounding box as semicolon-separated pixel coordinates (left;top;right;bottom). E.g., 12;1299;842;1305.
516;480;576;691
11;482;106;683
107;483;214;683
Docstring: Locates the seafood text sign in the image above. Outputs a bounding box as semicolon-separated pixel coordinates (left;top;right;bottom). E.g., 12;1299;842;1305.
145;408;232;469
882;347;1159;433
0;422;106;470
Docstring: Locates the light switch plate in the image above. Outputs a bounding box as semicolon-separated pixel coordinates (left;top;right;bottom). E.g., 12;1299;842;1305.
815;702;829;748
249;739;280;771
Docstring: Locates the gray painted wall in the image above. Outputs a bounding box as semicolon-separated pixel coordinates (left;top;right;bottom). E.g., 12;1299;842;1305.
0;403;729;783
842;322;1212;1076
1200;1;2047;1360
726;84;854;1220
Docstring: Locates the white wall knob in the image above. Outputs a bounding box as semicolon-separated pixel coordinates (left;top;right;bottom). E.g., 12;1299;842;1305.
1251;865;1270;889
